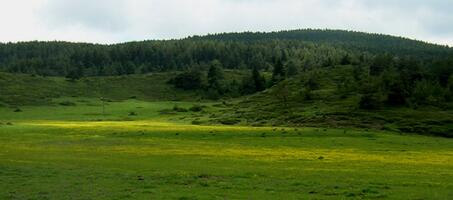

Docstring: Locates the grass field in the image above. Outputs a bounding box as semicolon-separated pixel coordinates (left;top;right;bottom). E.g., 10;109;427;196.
1;99;453;199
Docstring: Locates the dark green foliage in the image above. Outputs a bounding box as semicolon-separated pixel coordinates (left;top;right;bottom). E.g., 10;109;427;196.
447;75;453;101
299;71;320;100
196;29;450;58
205;88;221;100
359;78;383;109
0;30;450;79
352;65;367;81
240;67;266;95
359;93;382;110
272;59;286;83
340;54;352;65
285;59;301;77
66;68;84;81
173;105;188;112
252;67;266;92
410;79;446;106
429;54;453;87
381;68;407;106
370;54;393;76
224;80;241;97
206;60;225;98
59;101;76;106
302;71;320;91
169;70;204;90
189;105;204;112
273;80;290;107
219;118;240;125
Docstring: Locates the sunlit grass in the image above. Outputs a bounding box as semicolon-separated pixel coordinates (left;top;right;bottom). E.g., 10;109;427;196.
21;120;272;132
1;100;453;199
9;120;453;166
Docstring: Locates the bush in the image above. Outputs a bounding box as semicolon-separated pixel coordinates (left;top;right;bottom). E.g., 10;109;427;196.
359;94;382;110
173;105;188;112
300;88;313;100
219;118;240;125
358;77;383;109
205;88;221;100
13;108;22;112
410;79;446;106
59;101;76;106
189;105;204;112
168;70;204;90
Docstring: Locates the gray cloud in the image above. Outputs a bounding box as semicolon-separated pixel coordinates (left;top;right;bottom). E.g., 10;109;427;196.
41;0;130;32
0;0;451;45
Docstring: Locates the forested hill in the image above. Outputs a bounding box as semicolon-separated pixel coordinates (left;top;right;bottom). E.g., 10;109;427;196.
0;29;451;77
190;29;451;57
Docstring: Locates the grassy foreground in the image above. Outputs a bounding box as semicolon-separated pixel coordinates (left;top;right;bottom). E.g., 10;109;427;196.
1;100;452;199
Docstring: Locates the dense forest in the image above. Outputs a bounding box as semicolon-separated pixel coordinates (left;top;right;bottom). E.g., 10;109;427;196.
0;29;452;109
0;29;450;77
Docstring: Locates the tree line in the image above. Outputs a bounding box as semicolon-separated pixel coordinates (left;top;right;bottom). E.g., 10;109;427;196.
0;30;450;79
0;30;452;107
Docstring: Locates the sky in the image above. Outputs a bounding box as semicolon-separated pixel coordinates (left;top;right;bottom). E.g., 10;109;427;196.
0;0;451;46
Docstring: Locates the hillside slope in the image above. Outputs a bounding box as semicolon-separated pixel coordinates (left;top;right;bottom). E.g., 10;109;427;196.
0;72;198;106
201;65;453;137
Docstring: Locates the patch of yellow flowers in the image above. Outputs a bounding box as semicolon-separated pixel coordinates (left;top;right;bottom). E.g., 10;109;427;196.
17;120;453;167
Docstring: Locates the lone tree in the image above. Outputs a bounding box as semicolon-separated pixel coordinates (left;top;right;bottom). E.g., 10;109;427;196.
241;67;266;95
272;59;286;84
286;59;301;77
206;60;225;99
252;66;266;92
273;80;290;108
207;60;225;91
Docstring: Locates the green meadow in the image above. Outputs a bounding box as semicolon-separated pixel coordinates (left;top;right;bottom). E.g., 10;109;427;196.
1;99;452;199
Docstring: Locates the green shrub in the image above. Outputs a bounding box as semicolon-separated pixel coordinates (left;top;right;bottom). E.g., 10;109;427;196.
59;101;76;106
359;94;382;110
189;105;203;112
219;118;240;125
410;79;446;106
168;70;204;90
173;105;188;112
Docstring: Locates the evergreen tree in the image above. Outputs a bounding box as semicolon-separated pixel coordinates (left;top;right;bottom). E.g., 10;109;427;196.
272;59;286;83
207;60;224;92
286;59;300;77
340;54;351;65
169;70;204;90
370;54;393;76
252;66;266;92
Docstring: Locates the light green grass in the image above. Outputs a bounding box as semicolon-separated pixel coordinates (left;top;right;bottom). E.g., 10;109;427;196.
0;72;200;106
0;100;452;199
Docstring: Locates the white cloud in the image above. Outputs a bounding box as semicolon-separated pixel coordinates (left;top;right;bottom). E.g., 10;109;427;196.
0;0;451;46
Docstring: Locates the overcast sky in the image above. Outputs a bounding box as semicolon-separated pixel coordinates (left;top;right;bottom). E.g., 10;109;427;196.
0;0;451;45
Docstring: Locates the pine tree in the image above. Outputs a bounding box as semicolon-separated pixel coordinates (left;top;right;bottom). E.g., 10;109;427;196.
272;59;286;83
207;60;224;92
252;66;265;92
